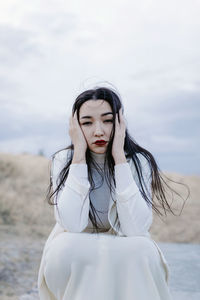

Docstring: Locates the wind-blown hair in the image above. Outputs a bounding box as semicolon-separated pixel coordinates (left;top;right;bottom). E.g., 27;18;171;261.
46;86;190;234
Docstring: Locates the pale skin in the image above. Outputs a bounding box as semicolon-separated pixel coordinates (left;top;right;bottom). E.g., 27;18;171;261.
69;100;127;165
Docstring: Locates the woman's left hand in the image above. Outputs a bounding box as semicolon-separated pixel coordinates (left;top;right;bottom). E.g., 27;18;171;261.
112;108;126;163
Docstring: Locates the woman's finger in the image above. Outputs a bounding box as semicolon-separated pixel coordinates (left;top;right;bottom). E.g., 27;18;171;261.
74;110;79;123
72;111;77;126
120;108;125;124
116;113;119;125
116;108;122;125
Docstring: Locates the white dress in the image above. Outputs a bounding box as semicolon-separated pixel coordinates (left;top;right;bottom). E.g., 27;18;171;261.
38;150;173;300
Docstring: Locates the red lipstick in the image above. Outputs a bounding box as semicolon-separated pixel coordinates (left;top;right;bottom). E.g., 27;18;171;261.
94;140;107;146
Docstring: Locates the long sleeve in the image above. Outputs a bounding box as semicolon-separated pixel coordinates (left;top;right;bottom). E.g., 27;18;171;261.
51;151;90;232
114;156;152;236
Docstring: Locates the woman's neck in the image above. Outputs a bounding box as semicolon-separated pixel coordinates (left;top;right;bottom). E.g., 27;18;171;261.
90;150;106;164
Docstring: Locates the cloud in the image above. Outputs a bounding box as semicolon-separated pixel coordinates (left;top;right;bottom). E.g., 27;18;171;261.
0;101;65;140
0;24;41;67
0;101;70;157
0;75;19;95
23;11;79;37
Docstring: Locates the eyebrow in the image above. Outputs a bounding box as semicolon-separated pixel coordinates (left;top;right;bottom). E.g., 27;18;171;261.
80;112;113;119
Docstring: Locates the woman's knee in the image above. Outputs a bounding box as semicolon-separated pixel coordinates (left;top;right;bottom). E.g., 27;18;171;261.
44;234;73;290
124;236;159;261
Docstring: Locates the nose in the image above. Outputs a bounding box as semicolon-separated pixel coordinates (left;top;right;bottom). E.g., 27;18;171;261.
94;122;104;136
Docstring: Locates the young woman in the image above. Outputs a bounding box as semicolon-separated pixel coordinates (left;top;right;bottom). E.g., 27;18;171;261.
37;86;188;300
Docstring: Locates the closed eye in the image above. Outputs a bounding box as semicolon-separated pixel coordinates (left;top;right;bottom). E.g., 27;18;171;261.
82;119;114;125
104;119;114;123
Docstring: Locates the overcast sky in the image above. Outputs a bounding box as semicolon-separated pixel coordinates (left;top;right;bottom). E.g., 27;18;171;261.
0;0;199;175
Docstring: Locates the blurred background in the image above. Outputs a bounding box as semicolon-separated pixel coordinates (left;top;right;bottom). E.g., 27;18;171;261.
0;0;199;299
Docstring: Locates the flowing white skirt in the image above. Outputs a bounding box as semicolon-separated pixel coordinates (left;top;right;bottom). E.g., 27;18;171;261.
42;230;172;300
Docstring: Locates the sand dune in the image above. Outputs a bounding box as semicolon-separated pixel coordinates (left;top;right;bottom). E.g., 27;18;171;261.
0;152;199;243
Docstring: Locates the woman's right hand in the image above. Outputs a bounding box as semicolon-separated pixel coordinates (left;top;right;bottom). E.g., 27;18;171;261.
69;110;88;154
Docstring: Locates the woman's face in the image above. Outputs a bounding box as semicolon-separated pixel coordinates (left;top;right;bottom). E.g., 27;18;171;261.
79;100;114;154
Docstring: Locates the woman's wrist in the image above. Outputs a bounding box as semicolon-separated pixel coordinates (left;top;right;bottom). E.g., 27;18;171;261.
113;152;127;165
72;150;86;164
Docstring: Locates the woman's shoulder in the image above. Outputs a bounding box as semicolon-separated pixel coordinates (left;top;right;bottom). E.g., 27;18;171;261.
135;152;149;166
126;152;149;166
53;148;72;163
126;152;151;185
126;152;151;176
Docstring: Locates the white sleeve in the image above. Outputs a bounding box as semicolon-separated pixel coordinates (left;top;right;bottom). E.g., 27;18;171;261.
114;158;152;236
51;151;90;232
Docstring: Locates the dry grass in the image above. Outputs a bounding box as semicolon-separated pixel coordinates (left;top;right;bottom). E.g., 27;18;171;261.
0;152;199;243
150;171;200;243
0;152;54;240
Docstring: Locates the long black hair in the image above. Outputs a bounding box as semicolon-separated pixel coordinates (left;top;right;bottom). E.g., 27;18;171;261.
46;86;190;234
